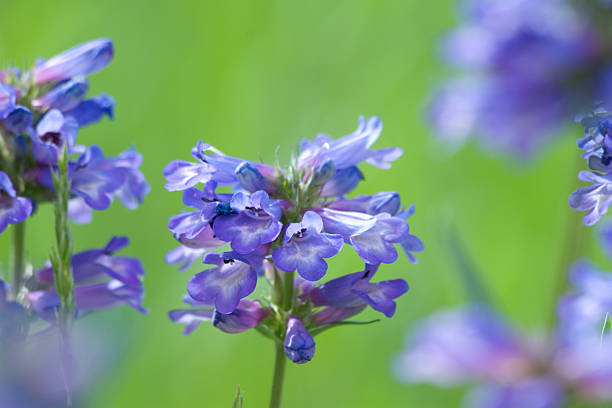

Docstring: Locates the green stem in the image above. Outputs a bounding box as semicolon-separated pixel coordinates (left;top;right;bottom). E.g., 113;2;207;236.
269;342;287;408
11;221;25;297
282;272;294;312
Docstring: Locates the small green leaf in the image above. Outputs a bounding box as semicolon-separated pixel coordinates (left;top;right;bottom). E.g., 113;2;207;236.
601;312;612;345
232;384;244;408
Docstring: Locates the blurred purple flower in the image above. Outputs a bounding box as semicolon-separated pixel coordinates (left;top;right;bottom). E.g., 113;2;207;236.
0;171;32;234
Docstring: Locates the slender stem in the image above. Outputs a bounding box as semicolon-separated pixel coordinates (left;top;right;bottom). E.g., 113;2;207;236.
11;221;25;297
282;272;294;312
268;270;294;408
269;342;287;408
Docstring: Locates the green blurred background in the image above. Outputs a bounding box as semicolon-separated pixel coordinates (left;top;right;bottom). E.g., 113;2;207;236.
0;0;600;406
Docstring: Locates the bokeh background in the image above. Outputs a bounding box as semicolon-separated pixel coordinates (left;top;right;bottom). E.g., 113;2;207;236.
0;1;600;406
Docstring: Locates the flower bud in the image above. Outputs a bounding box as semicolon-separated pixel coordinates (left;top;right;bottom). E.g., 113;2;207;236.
5;106;33;134
235;161;275;193
311;159;336;186
284;316;315;364
320;166;363;197
33;39;114;84
368;191;401;215
33;78;89;111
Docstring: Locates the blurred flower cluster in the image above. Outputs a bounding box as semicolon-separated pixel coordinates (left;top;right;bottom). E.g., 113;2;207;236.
395;225;612;408
165;116;423;364
570;107;612;225
430;0;612;156
0;39;149;348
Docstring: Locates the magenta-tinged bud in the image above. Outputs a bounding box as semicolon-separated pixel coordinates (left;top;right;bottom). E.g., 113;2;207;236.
0;70;6;83
284;316;315;364
0;83;16;120
33;39;114;84
212;300;269;333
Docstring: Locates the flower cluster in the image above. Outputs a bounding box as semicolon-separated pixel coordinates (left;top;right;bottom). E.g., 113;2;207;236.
0;38;149;227
570;106;612;225
166;116;423;363
429;0;612;156
394;226;612;408
0;40;148;337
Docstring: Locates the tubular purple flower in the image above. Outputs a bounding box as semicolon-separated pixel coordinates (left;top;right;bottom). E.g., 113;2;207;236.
318;209;409;265
235;161;276;193
166;245;207;272
284;317;315;364
327;191;402;215
0;171;32;234
272;211;344;281
309;265;408;320
168;308;214;335
33;39;114;84
569;171;612;226
187;252;257;314
32;78;89;112
320;166;364;197
298;116;402;170
4;106;33;134
31;109;79;164
0;83;16;120
212;190;283;254
64;94;115;127
213;299;270;333
27;236;147;321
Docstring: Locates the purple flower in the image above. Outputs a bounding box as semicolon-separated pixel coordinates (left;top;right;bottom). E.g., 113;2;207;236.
35;145;149;213
465;378;564;408
33;39;114;84
213;191;282;254
319;166;364;197
187;252;257;314
309;265;409;321
298;116;402;170
569;171;612;226
284;317;315;364
4;105;33;134
318;209;410;265
27;237;147;321
64;94;115;127
163;141;276;192
0;83;16;120
32;78;89;112
212;299;270;333
429;0;608;156
0;172;32;234
168;308;213;336
272;211;343;281
31;109;79;164
0;279;29;345
394;305;534;386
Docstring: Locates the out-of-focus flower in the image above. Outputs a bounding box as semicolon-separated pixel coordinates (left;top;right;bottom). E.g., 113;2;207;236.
0;171;32;233
395;226;612;407
430;0;612;156
26;236;147;322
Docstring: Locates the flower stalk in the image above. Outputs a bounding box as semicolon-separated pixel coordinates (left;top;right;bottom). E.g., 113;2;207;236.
50;146;75;406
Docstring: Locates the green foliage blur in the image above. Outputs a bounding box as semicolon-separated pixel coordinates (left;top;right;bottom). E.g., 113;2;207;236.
0;0;600;406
